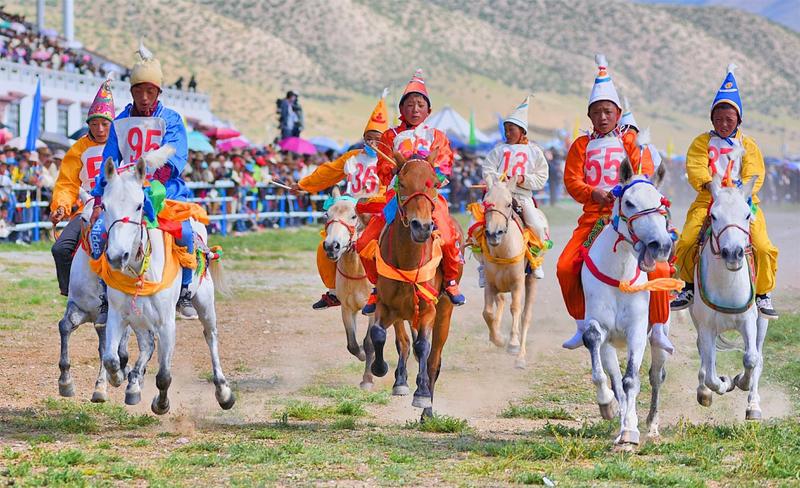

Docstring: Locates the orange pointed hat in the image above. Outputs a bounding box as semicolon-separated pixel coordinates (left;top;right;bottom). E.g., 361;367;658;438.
86;78;115;123
399;68;430;108
364;88;390;134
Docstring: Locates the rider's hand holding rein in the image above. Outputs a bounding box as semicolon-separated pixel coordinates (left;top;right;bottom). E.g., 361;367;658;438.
90;199;102;227
591;188;614;206
51;206;66;225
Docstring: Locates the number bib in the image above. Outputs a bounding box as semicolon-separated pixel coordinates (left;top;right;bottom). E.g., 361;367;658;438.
708;136;742;181
343;151;380;198
498;144;538;178
394;126;436;158
585;136;625;191
79;144;105;190
114;117;166;172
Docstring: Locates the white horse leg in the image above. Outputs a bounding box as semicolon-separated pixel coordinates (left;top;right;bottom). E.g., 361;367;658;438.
101;308;126;388
746;317;769;420
482;284;504;347
584;320;615;418
360;314;375;390
506;281;524;356
617;327;647;446
599;342;623;420
57;302;88;398
342;306;366;361
515;275;537;369
646;326;670;438
90;324;109;402
734;319;758;392
194;282;235;410
702;327;734;395
151;317;177;415
124;328;155;406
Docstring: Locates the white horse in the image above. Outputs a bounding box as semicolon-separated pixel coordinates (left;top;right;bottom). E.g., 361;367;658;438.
690;174;767;420
57;188;132;403
321;187;376;389
581;160;674;446
99;152;234;414
479;177;545;369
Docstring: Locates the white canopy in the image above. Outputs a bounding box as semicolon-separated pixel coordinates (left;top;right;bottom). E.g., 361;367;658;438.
425;106;495;145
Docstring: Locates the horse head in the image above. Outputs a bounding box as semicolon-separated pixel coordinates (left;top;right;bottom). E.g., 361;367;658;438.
482;175;516;247
613;156;673;272
708;168;756;272
323;186;360;261
102;156;148;277
394;149;439;243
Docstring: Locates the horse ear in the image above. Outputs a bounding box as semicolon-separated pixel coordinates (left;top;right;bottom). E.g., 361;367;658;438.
331;185;341;198
427;148;439;166
485;173;497;190
393;151;407;169
651;162;667;189
619;156;634;183
135;157;147;183
505;175;517;193
740;176;757;200
709;174;722;200
103;157;115;181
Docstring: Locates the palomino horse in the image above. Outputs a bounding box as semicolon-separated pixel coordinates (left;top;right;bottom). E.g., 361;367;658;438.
479;176;545;369
691;173;767;420
322;187;376;389
369;153;463;419
581;160;675;446
57;188;132;402
99;152;234;414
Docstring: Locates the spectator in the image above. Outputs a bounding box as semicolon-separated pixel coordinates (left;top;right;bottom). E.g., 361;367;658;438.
278;91;301;139
188;74;197;92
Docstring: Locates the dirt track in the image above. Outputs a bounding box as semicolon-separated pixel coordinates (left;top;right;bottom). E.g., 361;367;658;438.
0;203;796;435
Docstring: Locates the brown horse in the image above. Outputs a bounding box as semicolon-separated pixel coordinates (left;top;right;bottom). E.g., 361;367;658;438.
368;153;463;419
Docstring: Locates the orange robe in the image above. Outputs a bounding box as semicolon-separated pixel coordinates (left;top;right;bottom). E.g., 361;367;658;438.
556;130;670;324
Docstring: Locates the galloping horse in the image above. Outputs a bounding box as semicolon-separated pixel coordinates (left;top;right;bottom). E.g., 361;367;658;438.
691;173;767;420
57;188;131;403
321;187;377;389
580;160;677;446
99;152;234;414
368;152;463;419
478;177;544;369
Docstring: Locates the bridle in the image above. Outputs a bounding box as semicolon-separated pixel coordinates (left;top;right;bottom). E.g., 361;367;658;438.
611;179;674;250
104;206;151;278
395;159;437;228
324;216;359;252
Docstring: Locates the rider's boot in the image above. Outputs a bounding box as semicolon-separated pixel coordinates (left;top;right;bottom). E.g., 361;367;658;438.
562;319;587;350
313;291;341;310
177;285;198;320
649;322;675;355
362;288;377;315
444;280;466;306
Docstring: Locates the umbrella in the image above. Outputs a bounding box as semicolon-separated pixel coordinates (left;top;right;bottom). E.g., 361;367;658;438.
309;136;342;153
32;50;51;61
216;136;250;152
9;22;26;34
40;28;58;38
69;127;89;140
204;127;240;140
278;137;316;155
7;136;45;150
39;131;73;150
187;131;214;153
0;128;12;145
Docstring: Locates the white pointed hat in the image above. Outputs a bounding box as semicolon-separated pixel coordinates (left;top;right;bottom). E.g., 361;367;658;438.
619;96;638;130
588;54;621;109
504;96;530;133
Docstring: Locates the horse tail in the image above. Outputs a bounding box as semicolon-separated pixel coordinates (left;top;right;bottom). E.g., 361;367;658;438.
715;333;744;352
209;259;231;297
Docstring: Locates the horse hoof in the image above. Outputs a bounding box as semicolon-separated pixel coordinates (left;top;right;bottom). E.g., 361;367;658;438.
59;382;75;398
733;373;750;391
598;402;617;420
151;397;170;415
348;345;366;362
745;409;762;421
359;381;374;391
420;407;434;421
392;385;410;396
647;425;661;440
618;430;640;445
371;361;388;378
412;394;433;409
697;389;713;407
91;390;109;403
720;375;736;393
489;334;504;348
506;344;521;355
124;390;141;406
108;371;124;388
514;358;527;370
218;393;236;410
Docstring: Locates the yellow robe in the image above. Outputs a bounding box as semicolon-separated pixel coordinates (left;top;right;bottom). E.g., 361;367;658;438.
675;132;778;294
50;135;104;216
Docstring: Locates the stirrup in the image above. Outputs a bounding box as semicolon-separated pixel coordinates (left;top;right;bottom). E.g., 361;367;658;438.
362;289;377;315
444;281;465;306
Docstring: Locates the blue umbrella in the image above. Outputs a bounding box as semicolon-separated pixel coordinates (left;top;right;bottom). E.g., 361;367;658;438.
309;136;342;154
187;131;214;153
69;126;89;140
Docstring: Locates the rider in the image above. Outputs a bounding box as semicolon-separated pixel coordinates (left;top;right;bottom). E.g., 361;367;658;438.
50;79;114;306
91;42;197;319
480;95;549;281
357;69;465;314
619;98;663;171
671;64;778;319
294;90;390;309
558;55;674;353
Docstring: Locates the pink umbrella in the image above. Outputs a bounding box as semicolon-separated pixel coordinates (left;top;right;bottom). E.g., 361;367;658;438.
278;137;317;155
32;50;51;61
216;136;250;152
205;127;241;140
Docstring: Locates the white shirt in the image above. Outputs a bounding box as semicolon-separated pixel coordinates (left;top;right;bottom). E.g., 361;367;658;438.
481;142;549;196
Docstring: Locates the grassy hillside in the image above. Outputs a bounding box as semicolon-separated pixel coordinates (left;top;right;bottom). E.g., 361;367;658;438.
10;0;800;154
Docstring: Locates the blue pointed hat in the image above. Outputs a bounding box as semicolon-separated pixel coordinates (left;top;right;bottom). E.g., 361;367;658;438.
711;63;742;118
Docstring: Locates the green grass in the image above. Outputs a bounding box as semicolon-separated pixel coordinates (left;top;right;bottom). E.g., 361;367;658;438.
406;415;471;434
213;227;320;260
501;404;575;421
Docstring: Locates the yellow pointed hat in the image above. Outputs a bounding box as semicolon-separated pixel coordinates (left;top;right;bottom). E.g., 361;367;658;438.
364;88;390;135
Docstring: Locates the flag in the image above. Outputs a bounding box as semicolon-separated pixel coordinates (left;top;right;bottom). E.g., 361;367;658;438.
25;78;42;152
469;109;477;146
666;138;674;160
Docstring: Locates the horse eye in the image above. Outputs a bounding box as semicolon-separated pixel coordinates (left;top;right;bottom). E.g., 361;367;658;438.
745;213;751;220
711;214;717;221
625;200;635;208
507;203;512;208
136;204;142;211
351;215;357;220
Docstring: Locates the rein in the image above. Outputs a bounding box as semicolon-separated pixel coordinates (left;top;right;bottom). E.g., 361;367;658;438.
324;216;366;280
480;201;527;265
104;210;153;314
611;179;673;251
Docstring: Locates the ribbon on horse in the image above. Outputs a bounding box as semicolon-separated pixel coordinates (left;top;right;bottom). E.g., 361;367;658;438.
579;245;684;294
360;234;443;304
466;202;549;269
